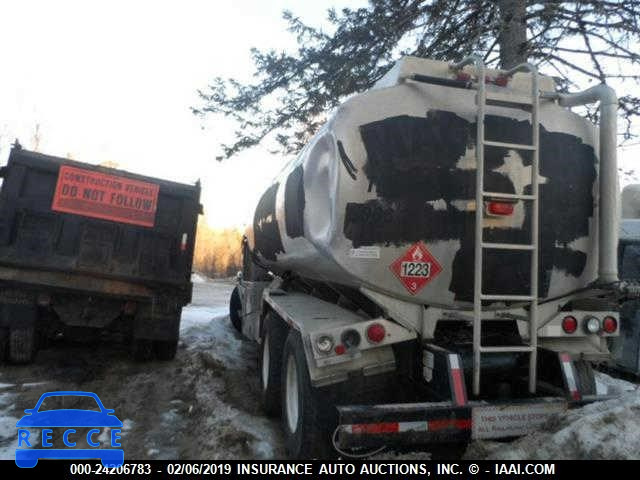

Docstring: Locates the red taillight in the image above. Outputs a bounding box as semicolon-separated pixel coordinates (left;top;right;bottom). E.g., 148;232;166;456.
334;344;346;355
562;315;578;334
494;75;509;87
486;201;514;216
603;316;618;334
367;323;386;344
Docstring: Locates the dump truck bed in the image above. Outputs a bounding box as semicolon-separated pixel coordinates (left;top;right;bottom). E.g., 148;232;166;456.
0;147;201;297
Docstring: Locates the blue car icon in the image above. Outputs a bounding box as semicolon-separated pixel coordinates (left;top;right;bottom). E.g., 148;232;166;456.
15;391;124;468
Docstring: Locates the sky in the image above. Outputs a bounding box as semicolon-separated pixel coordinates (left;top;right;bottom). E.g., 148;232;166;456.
1;0;638;228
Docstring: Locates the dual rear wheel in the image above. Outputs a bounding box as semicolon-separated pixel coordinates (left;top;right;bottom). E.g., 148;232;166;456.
259;312;332;458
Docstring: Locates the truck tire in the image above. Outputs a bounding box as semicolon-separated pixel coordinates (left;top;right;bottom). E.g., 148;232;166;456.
131;338;153;362
154;339;178;361
281;330;332;459
229;287;242;332
9;327;36;364
574;359;596;395
259;313;287;417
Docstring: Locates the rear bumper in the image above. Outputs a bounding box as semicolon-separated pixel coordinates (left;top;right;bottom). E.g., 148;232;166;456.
336;394;616;448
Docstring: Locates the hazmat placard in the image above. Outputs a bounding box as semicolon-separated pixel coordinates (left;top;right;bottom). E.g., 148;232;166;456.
390;242;442;295
51;165;159;227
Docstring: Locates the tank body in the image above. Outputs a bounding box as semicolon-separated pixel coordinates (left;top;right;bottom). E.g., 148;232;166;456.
246;57;599;308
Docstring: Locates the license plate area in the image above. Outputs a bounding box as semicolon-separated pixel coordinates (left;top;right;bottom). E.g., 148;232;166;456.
472;401;567;439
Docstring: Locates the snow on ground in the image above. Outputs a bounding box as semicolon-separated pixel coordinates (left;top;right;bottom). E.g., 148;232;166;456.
190;272;208;284
467;387;640;460
595;371;637;395
0;389;18;459
0;274;639;460
0;277;283;460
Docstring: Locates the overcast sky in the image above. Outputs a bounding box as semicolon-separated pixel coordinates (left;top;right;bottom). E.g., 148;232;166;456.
1;0;638;228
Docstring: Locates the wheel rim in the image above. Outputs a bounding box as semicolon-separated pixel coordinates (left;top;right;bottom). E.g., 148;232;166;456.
261;332;270;391
285;353;299;432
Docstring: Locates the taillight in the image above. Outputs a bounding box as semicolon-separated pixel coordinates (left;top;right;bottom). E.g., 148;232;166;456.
603;316;618;334
341;329;361;349
562;316;578;334
584;316;601;334
486;201;514;216
366;323;386;343
315;335;334;353
334;344;346;355
493;75;509;87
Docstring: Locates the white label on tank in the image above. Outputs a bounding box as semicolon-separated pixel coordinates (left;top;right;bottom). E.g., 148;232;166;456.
349;246;380;259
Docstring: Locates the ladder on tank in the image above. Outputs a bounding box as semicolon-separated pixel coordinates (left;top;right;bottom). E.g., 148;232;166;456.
451;56;541;396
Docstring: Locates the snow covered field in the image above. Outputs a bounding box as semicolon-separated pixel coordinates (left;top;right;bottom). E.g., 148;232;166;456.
0;276;638;460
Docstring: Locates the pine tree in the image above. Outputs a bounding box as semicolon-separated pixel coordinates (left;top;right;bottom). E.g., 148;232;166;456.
194;0;640;159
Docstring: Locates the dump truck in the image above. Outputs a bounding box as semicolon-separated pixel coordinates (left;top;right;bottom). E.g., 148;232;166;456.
230;55;628;458
0;145;201;363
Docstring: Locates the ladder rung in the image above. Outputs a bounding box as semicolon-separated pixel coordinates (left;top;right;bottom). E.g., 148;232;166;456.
483;140;536;150
481;242;535;251
479;346;534;353
482;191;536;201
480;294;536;301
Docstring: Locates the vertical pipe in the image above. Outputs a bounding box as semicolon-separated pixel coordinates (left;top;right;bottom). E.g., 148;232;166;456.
598;97;619;283
557;85;618;284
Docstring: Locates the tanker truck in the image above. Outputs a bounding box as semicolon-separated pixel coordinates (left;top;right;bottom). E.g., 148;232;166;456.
230;55;627;458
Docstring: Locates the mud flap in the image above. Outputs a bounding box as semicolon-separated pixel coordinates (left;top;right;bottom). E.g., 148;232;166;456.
557;352;596;400
133;296;181;342
423;344;467;406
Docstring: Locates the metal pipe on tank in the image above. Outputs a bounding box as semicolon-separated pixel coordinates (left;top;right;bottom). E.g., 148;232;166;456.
547;85;619;284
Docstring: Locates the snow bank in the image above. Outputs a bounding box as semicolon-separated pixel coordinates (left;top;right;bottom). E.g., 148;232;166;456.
191;272;209;284
0;391;18;459
469;384;640;460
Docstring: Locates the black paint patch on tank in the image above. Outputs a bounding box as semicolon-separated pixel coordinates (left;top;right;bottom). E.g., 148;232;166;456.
337;140;358;180
359;111;473;199
345;201;469;248
285;165;305;238
345;111;596;300
253;183;284;261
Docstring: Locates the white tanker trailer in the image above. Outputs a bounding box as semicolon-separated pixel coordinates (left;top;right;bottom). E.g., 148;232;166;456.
230;55;628;458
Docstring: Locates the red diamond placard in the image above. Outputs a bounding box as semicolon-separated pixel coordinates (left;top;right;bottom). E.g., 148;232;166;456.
390;242;442;295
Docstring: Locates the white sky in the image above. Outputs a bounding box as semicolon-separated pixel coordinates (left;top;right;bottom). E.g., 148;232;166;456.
1;0;638;228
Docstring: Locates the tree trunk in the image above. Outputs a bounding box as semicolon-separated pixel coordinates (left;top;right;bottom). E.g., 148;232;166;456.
497;0;528;69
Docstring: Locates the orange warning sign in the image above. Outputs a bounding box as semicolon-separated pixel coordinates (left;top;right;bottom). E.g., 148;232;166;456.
51;165;159;227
